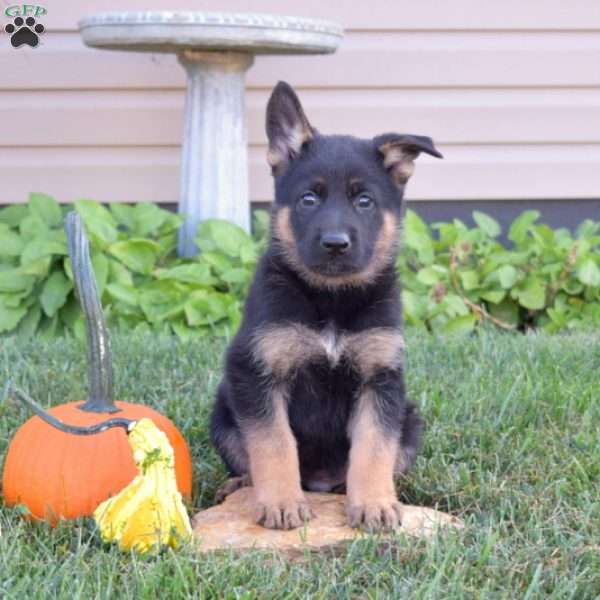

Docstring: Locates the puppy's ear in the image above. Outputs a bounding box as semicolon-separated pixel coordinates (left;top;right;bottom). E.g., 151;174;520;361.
266;81;315;176
374;133;443;186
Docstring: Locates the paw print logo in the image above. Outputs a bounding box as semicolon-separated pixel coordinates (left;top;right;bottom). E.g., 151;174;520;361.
5;16;45;48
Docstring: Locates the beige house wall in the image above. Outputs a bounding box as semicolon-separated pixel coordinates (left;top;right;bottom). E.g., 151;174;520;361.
1;0;600;207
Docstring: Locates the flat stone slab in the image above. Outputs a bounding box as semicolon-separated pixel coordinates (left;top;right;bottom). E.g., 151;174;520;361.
79;11;343;54
192;487;463;553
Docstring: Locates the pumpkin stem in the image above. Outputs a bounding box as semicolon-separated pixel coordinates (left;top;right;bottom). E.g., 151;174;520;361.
65;211;117;413
11;387;135;435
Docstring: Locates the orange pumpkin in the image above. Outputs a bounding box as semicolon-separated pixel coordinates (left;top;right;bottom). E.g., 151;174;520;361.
2;401;192;521
2;213;192;522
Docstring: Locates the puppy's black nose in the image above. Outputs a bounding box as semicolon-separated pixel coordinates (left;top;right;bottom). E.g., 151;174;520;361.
320;232;351;253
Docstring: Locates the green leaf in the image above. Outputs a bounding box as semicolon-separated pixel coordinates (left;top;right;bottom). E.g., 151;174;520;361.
444;294;470;316
106;283;139;306
156;231;178;258
108;258;133;286
200;252;234;274
561;279;584;296
404;210;431;237
28;193;63;227
132;202;170;237
0;269;35;292
508;210;540;244
514;277;546;310
0;296;27;332
156;263;216;286
0;204;28;227
221;268;250;285
72;316;86;341
38;314;62;340
110;203;136;231
402;290;427;323
2;287;33;308
541;262;564;279
40;271;72;317
442;314;477;335
16;305;42;338
20;235;67;265
138;282;185;322
497;265;519;289
405;232;435;265
432;222;459;247
417;266;445;285
75;200;118;246
196;220;252;258
488;298;520;327
158;213;185;236
170;319;200;342
109;239;160;274
239;242;258;265
21;257;52;277
91;252;109;295
227;300;242;332
458;270;479;291
0;228;25;256
576;219;600;240
184;291;230;326
488;251;530;267
473;211;501;238
252;210;271;243
480;289;506;304
20;213;49;238
59;296;81;329
577;258;600;287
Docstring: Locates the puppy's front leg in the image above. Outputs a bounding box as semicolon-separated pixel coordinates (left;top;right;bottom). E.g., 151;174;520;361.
346;389;402;530
244;386;312;529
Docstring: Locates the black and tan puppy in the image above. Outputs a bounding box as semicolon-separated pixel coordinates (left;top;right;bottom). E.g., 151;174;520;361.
210;82;442;530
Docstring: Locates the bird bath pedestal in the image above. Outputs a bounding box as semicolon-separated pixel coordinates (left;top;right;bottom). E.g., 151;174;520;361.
79;12;343;256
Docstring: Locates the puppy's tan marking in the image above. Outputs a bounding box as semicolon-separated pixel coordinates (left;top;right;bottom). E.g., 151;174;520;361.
378;142;418;185
344;328;405;379
267;122;314;176
346;390;402;530
274;208;398;290
253;323;403;380
394;448;409;476
252;323;323;377
244;387;312;529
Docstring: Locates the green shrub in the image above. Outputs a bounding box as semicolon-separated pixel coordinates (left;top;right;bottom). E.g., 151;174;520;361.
399;209;600;333
0;194;598;339
0;194;268;341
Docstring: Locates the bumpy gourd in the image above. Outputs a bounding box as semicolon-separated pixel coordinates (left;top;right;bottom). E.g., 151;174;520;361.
94;417;192;553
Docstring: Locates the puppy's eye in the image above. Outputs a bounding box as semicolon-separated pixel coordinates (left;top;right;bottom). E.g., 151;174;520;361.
298;192;320;210
355;194;374;211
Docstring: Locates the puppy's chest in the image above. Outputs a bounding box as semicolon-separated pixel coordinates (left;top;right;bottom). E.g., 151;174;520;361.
253;321;404;381
315;324;346;367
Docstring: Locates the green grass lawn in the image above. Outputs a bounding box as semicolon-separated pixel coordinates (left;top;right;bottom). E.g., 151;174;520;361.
1;331;599;599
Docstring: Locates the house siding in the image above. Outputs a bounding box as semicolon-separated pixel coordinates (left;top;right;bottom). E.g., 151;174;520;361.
1;0;599;207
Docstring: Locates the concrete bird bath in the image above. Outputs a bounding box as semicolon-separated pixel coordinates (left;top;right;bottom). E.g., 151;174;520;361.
78;12;343;256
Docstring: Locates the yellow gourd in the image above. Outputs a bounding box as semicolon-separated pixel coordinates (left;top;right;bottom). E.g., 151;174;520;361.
94;418;192;553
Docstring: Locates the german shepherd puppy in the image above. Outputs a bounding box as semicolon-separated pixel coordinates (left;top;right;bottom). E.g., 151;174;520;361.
210;81;442;530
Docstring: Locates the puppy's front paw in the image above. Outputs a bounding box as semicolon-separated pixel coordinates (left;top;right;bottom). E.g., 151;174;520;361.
347;497;403;531
254;495;313;530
